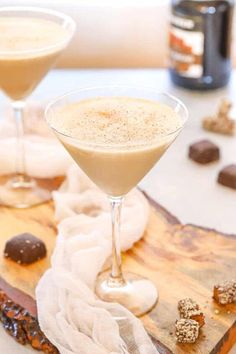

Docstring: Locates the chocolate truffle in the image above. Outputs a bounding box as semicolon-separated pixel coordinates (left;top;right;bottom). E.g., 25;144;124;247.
218;165;236;190
175;319;199;344
178;298;205;327
189;140;220;164
4;233;46;265
202;99;235;136
213;280;236;305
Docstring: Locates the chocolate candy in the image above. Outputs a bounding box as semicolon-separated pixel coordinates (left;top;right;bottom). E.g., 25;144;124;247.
218;164;236;190
175;318;199;344
202;99;235;136
4;233;46;265
178;298;205;327
189;140;220;164
213;280;236;305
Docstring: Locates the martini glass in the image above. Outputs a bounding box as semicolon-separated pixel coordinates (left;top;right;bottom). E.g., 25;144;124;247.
0;7;76;208
45;87;188;316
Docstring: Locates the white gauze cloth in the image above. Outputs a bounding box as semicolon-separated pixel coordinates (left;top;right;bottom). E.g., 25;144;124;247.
0;103;158;353
36;165;159;354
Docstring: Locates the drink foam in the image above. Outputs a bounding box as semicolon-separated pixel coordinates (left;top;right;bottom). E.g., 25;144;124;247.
0;17;69;56
51;97;183;146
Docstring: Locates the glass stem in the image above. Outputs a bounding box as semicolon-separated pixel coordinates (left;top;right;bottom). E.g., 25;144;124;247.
108;196;125;286
12;100;28;183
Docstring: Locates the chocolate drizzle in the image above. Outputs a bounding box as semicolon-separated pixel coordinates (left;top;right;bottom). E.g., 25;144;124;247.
0;290;58;353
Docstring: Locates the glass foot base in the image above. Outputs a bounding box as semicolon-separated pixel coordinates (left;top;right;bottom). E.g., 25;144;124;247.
0;175;52;208
95;271;158;316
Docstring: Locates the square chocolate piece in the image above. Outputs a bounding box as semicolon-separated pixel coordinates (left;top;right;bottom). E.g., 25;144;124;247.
213;280;236;305
218;165;236;190
178;298;205;327
189;140;220;164
175;319;199;344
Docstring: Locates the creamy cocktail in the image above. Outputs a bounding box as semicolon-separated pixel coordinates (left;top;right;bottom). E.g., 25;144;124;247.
50;97;182;196
0;7;75;208
0;17;70;100
46;87;188;316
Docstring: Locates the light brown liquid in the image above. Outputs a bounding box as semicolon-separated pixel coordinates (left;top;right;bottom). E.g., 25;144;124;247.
0;17;70;100
51;97;182;196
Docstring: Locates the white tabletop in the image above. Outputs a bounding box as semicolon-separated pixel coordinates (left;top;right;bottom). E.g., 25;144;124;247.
0;68;236;353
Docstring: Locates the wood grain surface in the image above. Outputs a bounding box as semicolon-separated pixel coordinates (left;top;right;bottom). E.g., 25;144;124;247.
0;194;235;354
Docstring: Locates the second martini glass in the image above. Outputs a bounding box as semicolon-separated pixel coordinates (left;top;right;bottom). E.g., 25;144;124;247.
46;86;188;316
0;7;76;208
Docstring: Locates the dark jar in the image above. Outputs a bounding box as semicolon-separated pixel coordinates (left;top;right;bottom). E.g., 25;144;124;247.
169;0;235;90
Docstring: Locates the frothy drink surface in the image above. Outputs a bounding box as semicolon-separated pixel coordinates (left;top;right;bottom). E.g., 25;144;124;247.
52;97;182;146
0;17;70;100
0;18;68;55
51;97;182;196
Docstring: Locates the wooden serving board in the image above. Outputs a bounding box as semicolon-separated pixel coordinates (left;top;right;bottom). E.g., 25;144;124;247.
0;192;235;354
